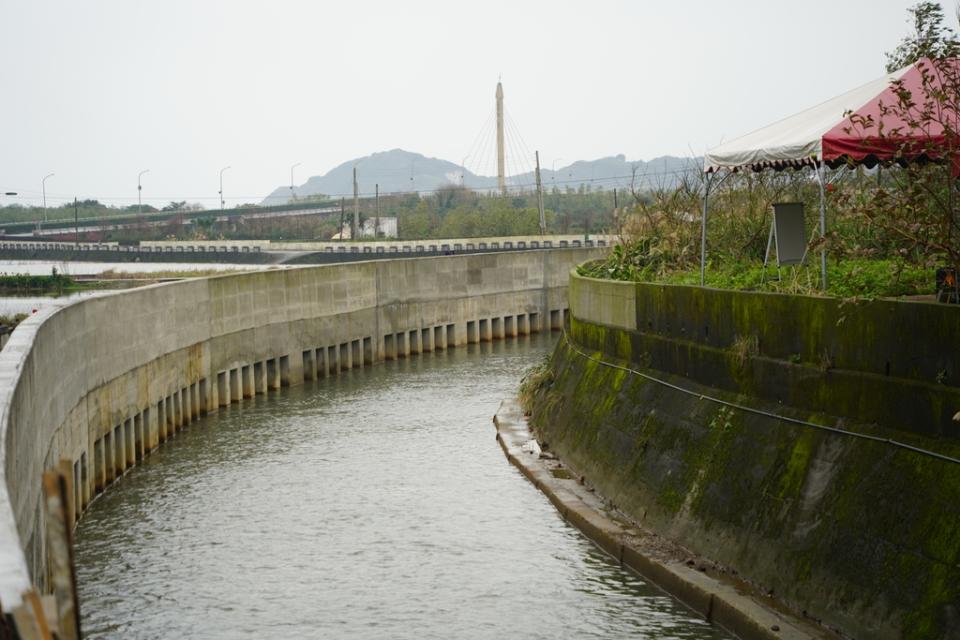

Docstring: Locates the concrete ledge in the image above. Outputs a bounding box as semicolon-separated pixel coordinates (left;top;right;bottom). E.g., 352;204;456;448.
493;398;833;640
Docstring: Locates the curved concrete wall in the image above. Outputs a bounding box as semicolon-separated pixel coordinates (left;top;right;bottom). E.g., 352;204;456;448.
534;269;960;639
0;249;598;610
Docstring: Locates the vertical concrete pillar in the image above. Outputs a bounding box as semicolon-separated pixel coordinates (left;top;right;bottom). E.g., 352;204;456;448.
398;332;409;358
104;431;115;484
173;391;183;429
287;351;303;385
133;413;144;461
182;387;192;424
242;365;254;397
230;369;242;402
255;361;268;392
114;425;125;476
79;452;89;513
448;323;460;347
518;313;530;335
158;399;167;442
505;315;516;338
125;418;136;467
217;372;229;407
94;438;105;494
315;349;327;378
166;395;176;435
302;351;316;381
267;358;281;389
192;383;201;418
529;312;540;333
200;378;211;415
479;319;492;342
351;339;362;368
71;459;81;520
408;330;420;355
363;337;373;365
144;406;156;451
421;328;433;352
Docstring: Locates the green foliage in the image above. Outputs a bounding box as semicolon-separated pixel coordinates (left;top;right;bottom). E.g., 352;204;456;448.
0;313;29;328
0;271;74;293
886;1;960;72
584;254;935;299
390;185;612;240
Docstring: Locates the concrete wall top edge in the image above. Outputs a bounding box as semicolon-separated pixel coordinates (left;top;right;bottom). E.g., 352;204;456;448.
0;248;603;610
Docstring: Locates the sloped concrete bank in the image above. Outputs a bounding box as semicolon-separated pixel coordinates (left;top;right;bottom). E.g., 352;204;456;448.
0;249;599;616
524;270;960;640
494;398;830;640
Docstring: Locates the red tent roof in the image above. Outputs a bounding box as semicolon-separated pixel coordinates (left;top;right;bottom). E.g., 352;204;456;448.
705;58;960;173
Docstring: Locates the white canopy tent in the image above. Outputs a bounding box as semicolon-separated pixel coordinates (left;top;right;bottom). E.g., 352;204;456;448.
699;63;922;289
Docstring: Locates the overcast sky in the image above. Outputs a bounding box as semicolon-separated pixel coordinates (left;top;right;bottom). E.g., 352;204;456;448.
0;0;936;208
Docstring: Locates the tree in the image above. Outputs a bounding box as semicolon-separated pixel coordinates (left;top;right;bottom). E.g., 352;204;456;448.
842;54;960;267
886;1;960;72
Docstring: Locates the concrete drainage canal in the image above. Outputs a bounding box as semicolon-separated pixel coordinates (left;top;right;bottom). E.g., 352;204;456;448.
73;333;731;639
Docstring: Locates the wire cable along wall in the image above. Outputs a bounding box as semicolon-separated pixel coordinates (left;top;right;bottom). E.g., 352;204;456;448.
561;331;960;467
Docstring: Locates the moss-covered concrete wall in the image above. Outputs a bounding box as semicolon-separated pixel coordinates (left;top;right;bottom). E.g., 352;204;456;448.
569;273;960;438
532;272;960;639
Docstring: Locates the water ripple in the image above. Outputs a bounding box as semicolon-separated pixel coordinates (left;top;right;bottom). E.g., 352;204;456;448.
75;334;729;639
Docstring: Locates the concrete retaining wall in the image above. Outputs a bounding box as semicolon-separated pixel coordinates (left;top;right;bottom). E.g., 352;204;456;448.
0;249;598;611
530;270;960;639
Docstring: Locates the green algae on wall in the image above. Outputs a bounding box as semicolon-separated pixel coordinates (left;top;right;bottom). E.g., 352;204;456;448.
530;277;960;640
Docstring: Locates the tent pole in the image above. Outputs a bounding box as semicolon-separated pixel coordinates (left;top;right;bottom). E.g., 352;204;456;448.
814;163;828;291
700;174;713;286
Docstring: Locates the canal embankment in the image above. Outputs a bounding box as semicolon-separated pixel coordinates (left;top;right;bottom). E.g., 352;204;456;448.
523;269;960;640
494;398;829;640
0;248;599;624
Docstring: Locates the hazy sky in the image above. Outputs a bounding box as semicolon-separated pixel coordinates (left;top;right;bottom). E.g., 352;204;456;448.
0;0;934;207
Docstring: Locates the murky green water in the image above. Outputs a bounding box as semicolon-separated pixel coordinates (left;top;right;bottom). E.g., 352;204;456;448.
74;334;729;639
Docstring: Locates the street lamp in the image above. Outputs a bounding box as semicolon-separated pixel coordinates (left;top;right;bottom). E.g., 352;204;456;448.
289;162;301;201
138;169;150;217
219;166;231;210
41;173;54;230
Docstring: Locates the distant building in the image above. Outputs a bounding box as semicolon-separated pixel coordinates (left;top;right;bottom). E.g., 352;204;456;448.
332;216;398;240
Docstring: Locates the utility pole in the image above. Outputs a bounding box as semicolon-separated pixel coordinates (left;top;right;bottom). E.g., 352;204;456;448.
375;183;380;239
339;197;346;241
352;167;359;240
138;169;150;220
496;80;506;196
613;188;620;236
41;173;54;232
289;162;301;202
74;197;78;248
535;151;546;235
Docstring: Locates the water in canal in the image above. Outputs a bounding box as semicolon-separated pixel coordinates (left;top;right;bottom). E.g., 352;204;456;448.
74;333;729;639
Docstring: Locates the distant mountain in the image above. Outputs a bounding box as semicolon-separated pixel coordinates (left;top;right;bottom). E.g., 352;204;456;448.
261;149;697;205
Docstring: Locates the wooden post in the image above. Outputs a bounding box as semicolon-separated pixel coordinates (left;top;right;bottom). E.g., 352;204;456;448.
42;466;81;640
